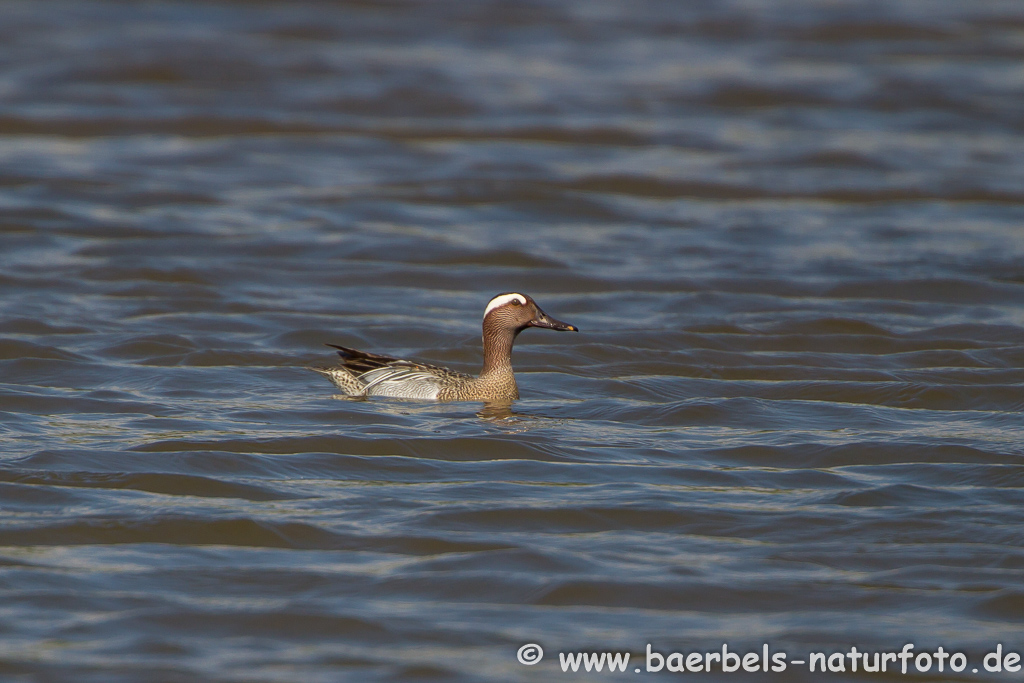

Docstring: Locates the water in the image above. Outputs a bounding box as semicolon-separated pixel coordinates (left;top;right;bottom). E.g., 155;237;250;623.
3;0;1024;680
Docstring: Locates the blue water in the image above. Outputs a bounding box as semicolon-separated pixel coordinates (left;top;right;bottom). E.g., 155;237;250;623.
2;1;1024;681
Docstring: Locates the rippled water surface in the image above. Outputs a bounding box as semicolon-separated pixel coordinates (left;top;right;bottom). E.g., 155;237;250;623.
3;1;1024;681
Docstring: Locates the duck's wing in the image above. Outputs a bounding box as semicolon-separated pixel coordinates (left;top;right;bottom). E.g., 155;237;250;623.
325;344;471;392
309;357;447;398
325;344;396;370
360;361;470;399
358;363;439;397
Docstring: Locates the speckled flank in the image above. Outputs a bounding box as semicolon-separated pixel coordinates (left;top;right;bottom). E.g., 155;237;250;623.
310;293;577;402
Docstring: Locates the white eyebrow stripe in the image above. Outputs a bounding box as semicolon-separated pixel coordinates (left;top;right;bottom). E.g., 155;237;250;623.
483;293;527;318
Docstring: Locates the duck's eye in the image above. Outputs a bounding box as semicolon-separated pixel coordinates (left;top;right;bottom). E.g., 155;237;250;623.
510;300;521;306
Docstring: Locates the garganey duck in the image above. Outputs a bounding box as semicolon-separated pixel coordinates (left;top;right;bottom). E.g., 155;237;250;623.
310;292;577;402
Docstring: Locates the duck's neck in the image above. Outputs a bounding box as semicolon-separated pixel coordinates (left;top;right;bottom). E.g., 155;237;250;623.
479;321;519;378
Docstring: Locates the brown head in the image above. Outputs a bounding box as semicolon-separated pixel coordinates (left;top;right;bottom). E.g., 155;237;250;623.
479;292;577;374
483;292;577;335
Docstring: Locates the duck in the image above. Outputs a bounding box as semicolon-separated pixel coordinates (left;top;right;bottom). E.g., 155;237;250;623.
309;292;578;402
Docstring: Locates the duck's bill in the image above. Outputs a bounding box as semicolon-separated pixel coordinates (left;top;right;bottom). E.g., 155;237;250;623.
529;312;578;332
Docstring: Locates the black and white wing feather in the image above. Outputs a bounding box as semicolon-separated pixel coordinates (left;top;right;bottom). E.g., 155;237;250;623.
322;344;471;399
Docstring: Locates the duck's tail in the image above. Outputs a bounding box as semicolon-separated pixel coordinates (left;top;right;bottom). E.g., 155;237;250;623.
306;362;367;395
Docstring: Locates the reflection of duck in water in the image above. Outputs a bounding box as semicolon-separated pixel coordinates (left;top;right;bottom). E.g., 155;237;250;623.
310;292;577;402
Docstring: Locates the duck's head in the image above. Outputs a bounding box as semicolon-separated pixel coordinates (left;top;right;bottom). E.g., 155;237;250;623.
483;292;578;334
